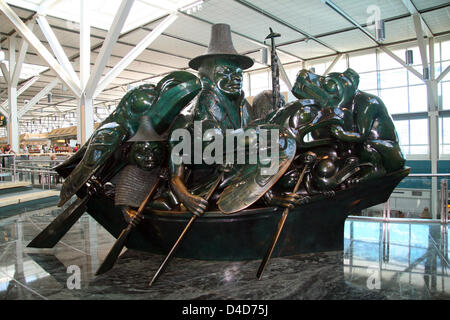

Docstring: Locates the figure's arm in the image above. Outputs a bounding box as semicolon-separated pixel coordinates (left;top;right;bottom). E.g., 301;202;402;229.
170;164;208;216
168;114;209;216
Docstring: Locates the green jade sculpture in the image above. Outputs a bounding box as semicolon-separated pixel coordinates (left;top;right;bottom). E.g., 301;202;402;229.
28;23;409;282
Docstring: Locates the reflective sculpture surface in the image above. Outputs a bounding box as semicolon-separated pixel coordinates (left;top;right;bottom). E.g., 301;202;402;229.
29;23;409;282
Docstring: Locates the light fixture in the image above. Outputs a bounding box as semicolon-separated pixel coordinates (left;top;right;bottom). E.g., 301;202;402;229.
405;50;414;65
375;20;385;42
423;67;430;80
260;48;268;65
0;50;5;62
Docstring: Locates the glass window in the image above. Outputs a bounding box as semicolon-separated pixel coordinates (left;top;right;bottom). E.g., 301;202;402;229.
441;40;450;61
441;61;450;82
243;73;250;97
379;68;407;88
394;119;429;156
309;62;327;76
440;117;450;155
349;51;377;73
329;58;347;73
409;85;427;113
378;49;404;70
250;71;269;97
410;119;428;145
410;119;429;155
408;67;424;86
286;67;300;84
443;81;450;110
358;71;378;91
380;87;408;114
364;89;378;97
395;120;409;149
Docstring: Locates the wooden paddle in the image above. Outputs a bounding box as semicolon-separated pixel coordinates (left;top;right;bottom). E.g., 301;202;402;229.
256;163;309;280
149;172;223;286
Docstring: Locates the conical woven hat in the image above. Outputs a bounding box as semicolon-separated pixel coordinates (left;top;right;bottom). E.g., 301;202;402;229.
189;24;254;70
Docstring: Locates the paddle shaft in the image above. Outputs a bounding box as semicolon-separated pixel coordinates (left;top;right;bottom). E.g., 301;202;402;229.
149;173;223;286
95;175;161;275
257;164;308;280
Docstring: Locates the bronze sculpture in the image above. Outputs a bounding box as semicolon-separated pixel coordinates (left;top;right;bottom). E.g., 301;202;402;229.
28;24;409;283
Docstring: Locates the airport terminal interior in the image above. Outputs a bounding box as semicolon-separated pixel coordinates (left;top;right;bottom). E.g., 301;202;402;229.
0;0;449;301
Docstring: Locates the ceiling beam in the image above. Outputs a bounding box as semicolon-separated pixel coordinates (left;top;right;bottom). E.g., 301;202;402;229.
321;0;379;45
0;0;81;97
324;53;343;75
234;0;339;53
436;65;450;83
179;11;304;62
412;13;429;75
36;14;80;87
0;61;9;86
11;19;35;87
85;0;135;99
94;13;178;98
379;46;423;81
401;0;433;38
18;78;59;118
0;75;39;116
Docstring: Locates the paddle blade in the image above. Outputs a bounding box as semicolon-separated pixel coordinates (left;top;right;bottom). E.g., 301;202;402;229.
28;195;89;248
95;227;131;275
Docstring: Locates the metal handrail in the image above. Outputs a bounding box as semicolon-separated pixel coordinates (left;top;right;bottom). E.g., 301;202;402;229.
408;174;450;177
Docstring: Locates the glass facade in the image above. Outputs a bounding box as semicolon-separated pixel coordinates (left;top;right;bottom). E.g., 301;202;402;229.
245;37;450;159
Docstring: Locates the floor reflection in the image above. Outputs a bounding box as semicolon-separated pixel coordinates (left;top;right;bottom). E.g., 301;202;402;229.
344;220;449;299
0;206;448;300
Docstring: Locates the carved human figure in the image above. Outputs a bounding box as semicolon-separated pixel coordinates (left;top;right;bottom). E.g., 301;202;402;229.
169;24;255;216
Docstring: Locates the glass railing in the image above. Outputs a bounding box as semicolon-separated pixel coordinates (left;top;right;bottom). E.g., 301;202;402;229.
0;154;70;189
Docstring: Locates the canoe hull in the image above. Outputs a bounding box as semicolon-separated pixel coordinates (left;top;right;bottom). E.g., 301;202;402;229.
86;168;410;260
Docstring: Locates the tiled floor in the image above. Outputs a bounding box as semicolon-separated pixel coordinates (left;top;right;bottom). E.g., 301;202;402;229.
0;206;448;300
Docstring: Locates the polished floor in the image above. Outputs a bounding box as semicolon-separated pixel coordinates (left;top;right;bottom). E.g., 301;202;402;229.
0;206;448;300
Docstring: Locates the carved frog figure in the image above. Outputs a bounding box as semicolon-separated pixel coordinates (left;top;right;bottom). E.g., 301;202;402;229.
291;68;405;183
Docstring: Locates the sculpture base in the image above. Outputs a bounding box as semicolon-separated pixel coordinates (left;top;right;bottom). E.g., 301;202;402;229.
86;168;410;261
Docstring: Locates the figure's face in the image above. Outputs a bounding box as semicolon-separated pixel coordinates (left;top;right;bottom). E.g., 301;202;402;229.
292;69;357;108
213;59;243;98
132;141;164;170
